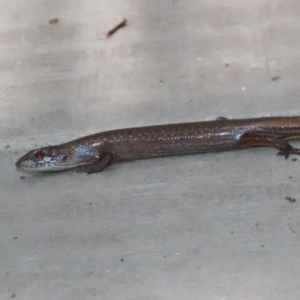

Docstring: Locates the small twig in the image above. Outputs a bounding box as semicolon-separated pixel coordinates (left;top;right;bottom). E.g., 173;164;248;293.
271;76;281;81
107;18;127;37
49;18;59;25
285;196;296;203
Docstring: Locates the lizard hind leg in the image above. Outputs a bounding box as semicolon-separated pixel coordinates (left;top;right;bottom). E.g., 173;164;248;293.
239;132;300;158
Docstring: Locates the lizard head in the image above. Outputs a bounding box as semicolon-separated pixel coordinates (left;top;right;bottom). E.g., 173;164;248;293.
15;144;95;172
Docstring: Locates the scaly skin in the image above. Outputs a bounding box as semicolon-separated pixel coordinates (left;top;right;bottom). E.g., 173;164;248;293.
15;116;300;174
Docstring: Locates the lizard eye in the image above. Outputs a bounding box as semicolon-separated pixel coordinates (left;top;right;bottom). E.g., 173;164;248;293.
33;150;45;160
61;155;68;161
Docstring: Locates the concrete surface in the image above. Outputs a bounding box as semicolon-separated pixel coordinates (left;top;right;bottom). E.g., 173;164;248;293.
2;0;300;299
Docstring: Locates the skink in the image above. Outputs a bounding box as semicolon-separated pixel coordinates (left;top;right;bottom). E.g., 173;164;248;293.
15;116;300;174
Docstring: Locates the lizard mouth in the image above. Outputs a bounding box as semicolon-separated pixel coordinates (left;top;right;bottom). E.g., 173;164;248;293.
16;158;92;173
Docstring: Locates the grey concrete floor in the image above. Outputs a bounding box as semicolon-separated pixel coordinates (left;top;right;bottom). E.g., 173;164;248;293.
2;0;300;299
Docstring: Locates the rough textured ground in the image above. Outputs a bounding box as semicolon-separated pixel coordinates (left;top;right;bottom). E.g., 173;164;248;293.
2;1;300;299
